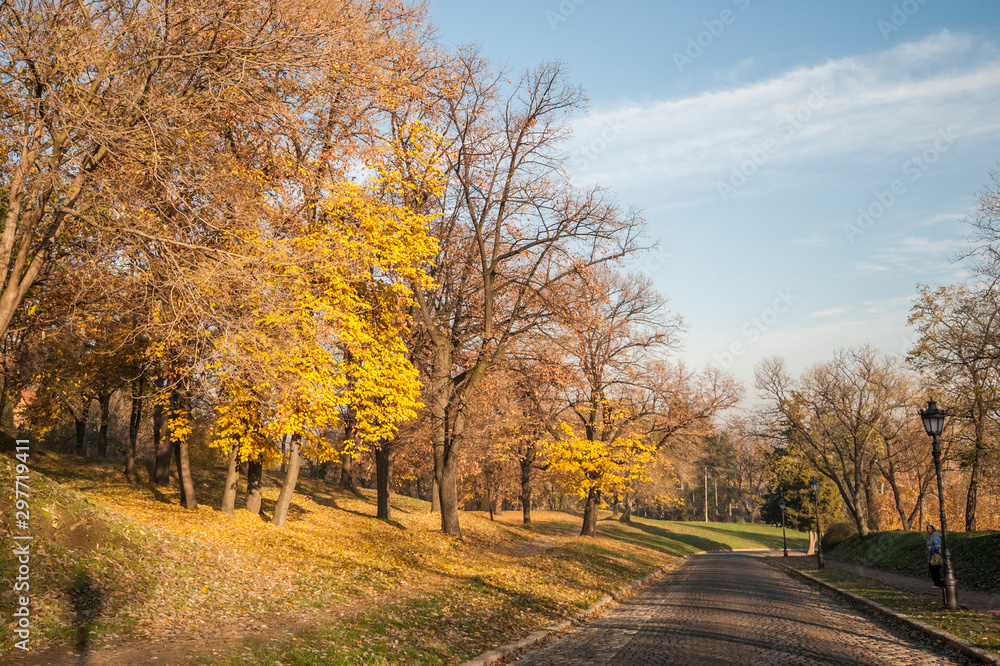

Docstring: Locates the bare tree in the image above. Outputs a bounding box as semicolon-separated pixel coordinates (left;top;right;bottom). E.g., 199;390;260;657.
412;57;645;535
756;347;926;537
909;283;1000;530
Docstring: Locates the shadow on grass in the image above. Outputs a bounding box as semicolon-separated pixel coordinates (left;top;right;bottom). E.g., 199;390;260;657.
690;523;807;550
601;520;733;555
69;567;103;665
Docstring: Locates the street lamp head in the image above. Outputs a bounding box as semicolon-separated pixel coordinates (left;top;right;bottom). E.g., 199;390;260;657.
919;399;946;437
810;477;819;493
779;499;786;509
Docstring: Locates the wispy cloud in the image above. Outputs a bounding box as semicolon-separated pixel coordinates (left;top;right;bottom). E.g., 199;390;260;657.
569;31;1000;190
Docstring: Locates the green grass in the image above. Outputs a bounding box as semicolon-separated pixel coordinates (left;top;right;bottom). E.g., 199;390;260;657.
623;517;810;553
829;530;1000;592
780;557;1000;656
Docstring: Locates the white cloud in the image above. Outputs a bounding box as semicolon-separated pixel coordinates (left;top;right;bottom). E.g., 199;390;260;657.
568;30;1000;190
809;307;846;317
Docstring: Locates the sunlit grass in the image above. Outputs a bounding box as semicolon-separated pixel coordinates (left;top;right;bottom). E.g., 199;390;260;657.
3;451;677;661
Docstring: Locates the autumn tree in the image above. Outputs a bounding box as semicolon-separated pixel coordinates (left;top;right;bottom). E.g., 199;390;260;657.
411;57;646;535
0;0;409;339
909;283;1000;530
543;420;655;536
756;347;921;537
540;267;681;532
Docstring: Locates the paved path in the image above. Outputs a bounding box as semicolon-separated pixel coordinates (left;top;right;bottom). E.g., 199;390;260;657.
512;553;975;665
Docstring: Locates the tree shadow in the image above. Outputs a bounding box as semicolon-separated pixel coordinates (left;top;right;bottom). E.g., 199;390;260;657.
68;567;103;665
623;521;733;554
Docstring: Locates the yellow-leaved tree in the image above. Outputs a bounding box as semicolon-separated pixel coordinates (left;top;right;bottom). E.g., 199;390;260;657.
543;417;656;536
209;125;441;527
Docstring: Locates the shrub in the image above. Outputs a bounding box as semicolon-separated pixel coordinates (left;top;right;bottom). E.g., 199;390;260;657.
822;521;858;551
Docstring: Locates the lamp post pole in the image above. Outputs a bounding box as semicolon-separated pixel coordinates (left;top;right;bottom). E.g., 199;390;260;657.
779;499;788;557
811;477;824;569
920;399;958;610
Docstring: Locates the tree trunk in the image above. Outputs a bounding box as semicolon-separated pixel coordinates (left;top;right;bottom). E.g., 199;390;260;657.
172;436;197;510
375;441;392;522
429;341;471;535
339;451;354;488
245;459;263;515
171;392;197;511
966;448;981;531
96;393;111;459
436;442;461;534
863;473;882;532
0;376;7;429
75;396;92;456
520;451;533;525
152;386;170;485
888;477;910;531
580;487;601;537
125;376;144;481
431;478;440;513
221;444;240;515
619;494;633;523
806;530;816;555
271;434;302;528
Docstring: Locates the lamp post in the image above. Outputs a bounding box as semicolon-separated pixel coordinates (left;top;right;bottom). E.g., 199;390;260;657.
919;399;958;610
811;477;824;569
779;499;788;557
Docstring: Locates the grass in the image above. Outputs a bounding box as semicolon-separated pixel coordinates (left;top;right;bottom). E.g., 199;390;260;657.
779;557;1000;656
828;530;1000;592
625;517;810;553
1;449;814;664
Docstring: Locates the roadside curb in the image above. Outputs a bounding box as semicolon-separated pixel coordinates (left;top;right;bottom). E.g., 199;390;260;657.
767;558;1000;666
459;561;679;666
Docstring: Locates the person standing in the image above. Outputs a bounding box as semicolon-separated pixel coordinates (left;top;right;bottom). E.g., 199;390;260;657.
926;524;943;587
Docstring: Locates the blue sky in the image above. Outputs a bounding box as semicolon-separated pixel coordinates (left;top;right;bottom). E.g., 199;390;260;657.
427;1;1000;392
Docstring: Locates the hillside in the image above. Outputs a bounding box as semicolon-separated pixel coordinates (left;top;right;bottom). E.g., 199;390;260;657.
828;530;1000;592
2;451;803;664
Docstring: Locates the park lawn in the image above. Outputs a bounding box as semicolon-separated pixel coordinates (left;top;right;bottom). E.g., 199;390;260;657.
779;558;1000;656
624;517;810;553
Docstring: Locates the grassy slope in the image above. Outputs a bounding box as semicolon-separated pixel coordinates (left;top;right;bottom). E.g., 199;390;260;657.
3;450;806;664
828;530;1000;592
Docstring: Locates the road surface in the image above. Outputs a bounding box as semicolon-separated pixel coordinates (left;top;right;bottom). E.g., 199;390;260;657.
512;552;975;665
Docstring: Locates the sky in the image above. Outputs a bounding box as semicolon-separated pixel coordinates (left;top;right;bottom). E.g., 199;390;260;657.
426;1;1000;395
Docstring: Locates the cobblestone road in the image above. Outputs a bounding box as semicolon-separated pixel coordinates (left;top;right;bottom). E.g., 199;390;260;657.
512;553;974;665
